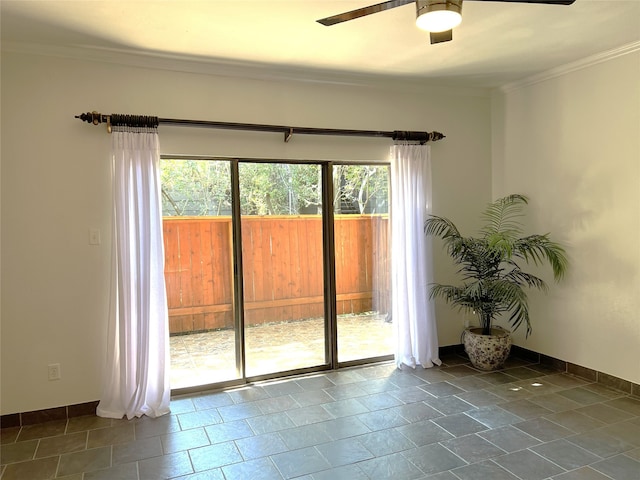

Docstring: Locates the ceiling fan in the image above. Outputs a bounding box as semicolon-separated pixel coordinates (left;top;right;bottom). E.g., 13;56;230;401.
317;0;576;44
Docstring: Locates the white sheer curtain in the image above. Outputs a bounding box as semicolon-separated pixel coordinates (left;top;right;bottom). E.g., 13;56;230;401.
390;144;441;369
96;126;171;419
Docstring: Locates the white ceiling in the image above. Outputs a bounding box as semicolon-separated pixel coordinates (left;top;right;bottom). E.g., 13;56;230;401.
2;0;639;88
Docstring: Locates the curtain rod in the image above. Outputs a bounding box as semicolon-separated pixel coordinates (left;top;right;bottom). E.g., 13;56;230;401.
75;111;445;144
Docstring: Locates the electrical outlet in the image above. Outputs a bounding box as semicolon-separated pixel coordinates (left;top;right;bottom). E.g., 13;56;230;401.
48;363;61;381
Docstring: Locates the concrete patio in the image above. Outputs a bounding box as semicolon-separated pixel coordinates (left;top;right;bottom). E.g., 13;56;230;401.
170;313;393;389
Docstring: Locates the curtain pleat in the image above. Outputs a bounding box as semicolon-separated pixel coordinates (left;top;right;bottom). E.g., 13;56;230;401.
97;128;170;419
390;144;441;369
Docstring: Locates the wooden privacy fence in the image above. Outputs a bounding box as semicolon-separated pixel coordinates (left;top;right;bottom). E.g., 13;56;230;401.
164;215;390;334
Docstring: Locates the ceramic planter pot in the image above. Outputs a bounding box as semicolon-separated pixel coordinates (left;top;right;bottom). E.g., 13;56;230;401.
462;326;512;371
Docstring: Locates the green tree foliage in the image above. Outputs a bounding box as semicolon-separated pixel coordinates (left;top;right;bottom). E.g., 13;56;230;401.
161;160;389;217
334;165;389;214
161;160;231;216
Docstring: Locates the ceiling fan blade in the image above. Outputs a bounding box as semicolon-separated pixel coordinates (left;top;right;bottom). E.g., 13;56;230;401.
430;30;453;44
467;0;575;4
317;0;414;26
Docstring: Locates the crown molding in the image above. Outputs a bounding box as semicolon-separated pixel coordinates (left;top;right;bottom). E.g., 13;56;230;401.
1;41;491;98
500;41;640;93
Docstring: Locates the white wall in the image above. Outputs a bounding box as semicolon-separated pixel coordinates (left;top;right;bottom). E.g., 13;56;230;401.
492;50;640;384
1;51;491;415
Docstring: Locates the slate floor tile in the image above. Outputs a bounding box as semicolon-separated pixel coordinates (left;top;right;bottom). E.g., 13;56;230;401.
221;457;284;480
276;423;329;450
567;429;636;458
200;420;250;447
270;446;332;479
1;456;60;480
87;424;135;448
0;438;39;464
358;451;424;480
357;428;416;456
247;411;296;434
591;454;640;480
577;404;635;424
396;419;453;446
389;402;443;423
113;435;164;464
531;438;603;469
432;413;488;437
402;443;467;475
441;433;505;463
234;432;288;460
139;450;194;480
451;460;520;480
161;427;210;454
605;397;640;417
35;431;88;458
315;437;374;467
456;390;504;407
356;409;409;431
550;466;613;479
310;463;369;480
57;446;112;477
189;441;243;471
321;398;369;418
493;448;566;480
356;392;403;411
420;382;465;398
286;405;333;426
17;421;67;442
599;420;640;447
423;395;475;415
315;416;371;440
528;393;583;413
500;399;554;419
557;387;609;406
465;405;524;428
83;462;139;480
513;417;575;442
542;410;606;433
191;391;234;410
478;425;541;452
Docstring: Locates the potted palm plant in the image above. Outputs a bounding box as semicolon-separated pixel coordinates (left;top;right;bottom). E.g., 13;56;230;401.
424;194;568;371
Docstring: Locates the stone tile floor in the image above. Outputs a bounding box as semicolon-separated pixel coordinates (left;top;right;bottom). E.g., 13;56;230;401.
2;353;640;479
170;313;394;389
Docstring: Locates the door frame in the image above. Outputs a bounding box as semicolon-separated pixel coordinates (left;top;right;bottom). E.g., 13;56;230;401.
163;155;392;396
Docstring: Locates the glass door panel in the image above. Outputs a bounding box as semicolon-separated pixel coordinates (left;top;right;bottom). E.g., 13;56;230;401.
333;165;392;362
239;162;327;377
161;159;239;389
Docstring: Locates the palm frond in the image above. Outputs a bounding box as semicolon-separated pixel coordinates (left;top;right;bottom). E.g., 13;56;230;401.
505;268;548;292
480;194;528;237
504;287;532;337
514;234;569;281
424;216;460;239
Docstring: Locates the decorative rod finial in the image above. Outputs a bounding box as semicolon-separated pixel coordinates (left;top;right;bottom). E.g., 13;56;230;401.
75;111;105;125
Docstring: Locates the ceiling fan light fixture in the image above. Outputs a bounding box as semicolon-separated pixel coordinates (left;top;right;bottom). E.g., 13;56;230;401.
416;0;462;33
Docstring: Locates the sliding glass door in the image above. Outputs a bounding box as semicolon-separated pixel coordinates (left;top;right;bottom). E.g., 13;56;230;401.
239;162;327;377
161;159;239;389
161;157;391;391
333;164;392;363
